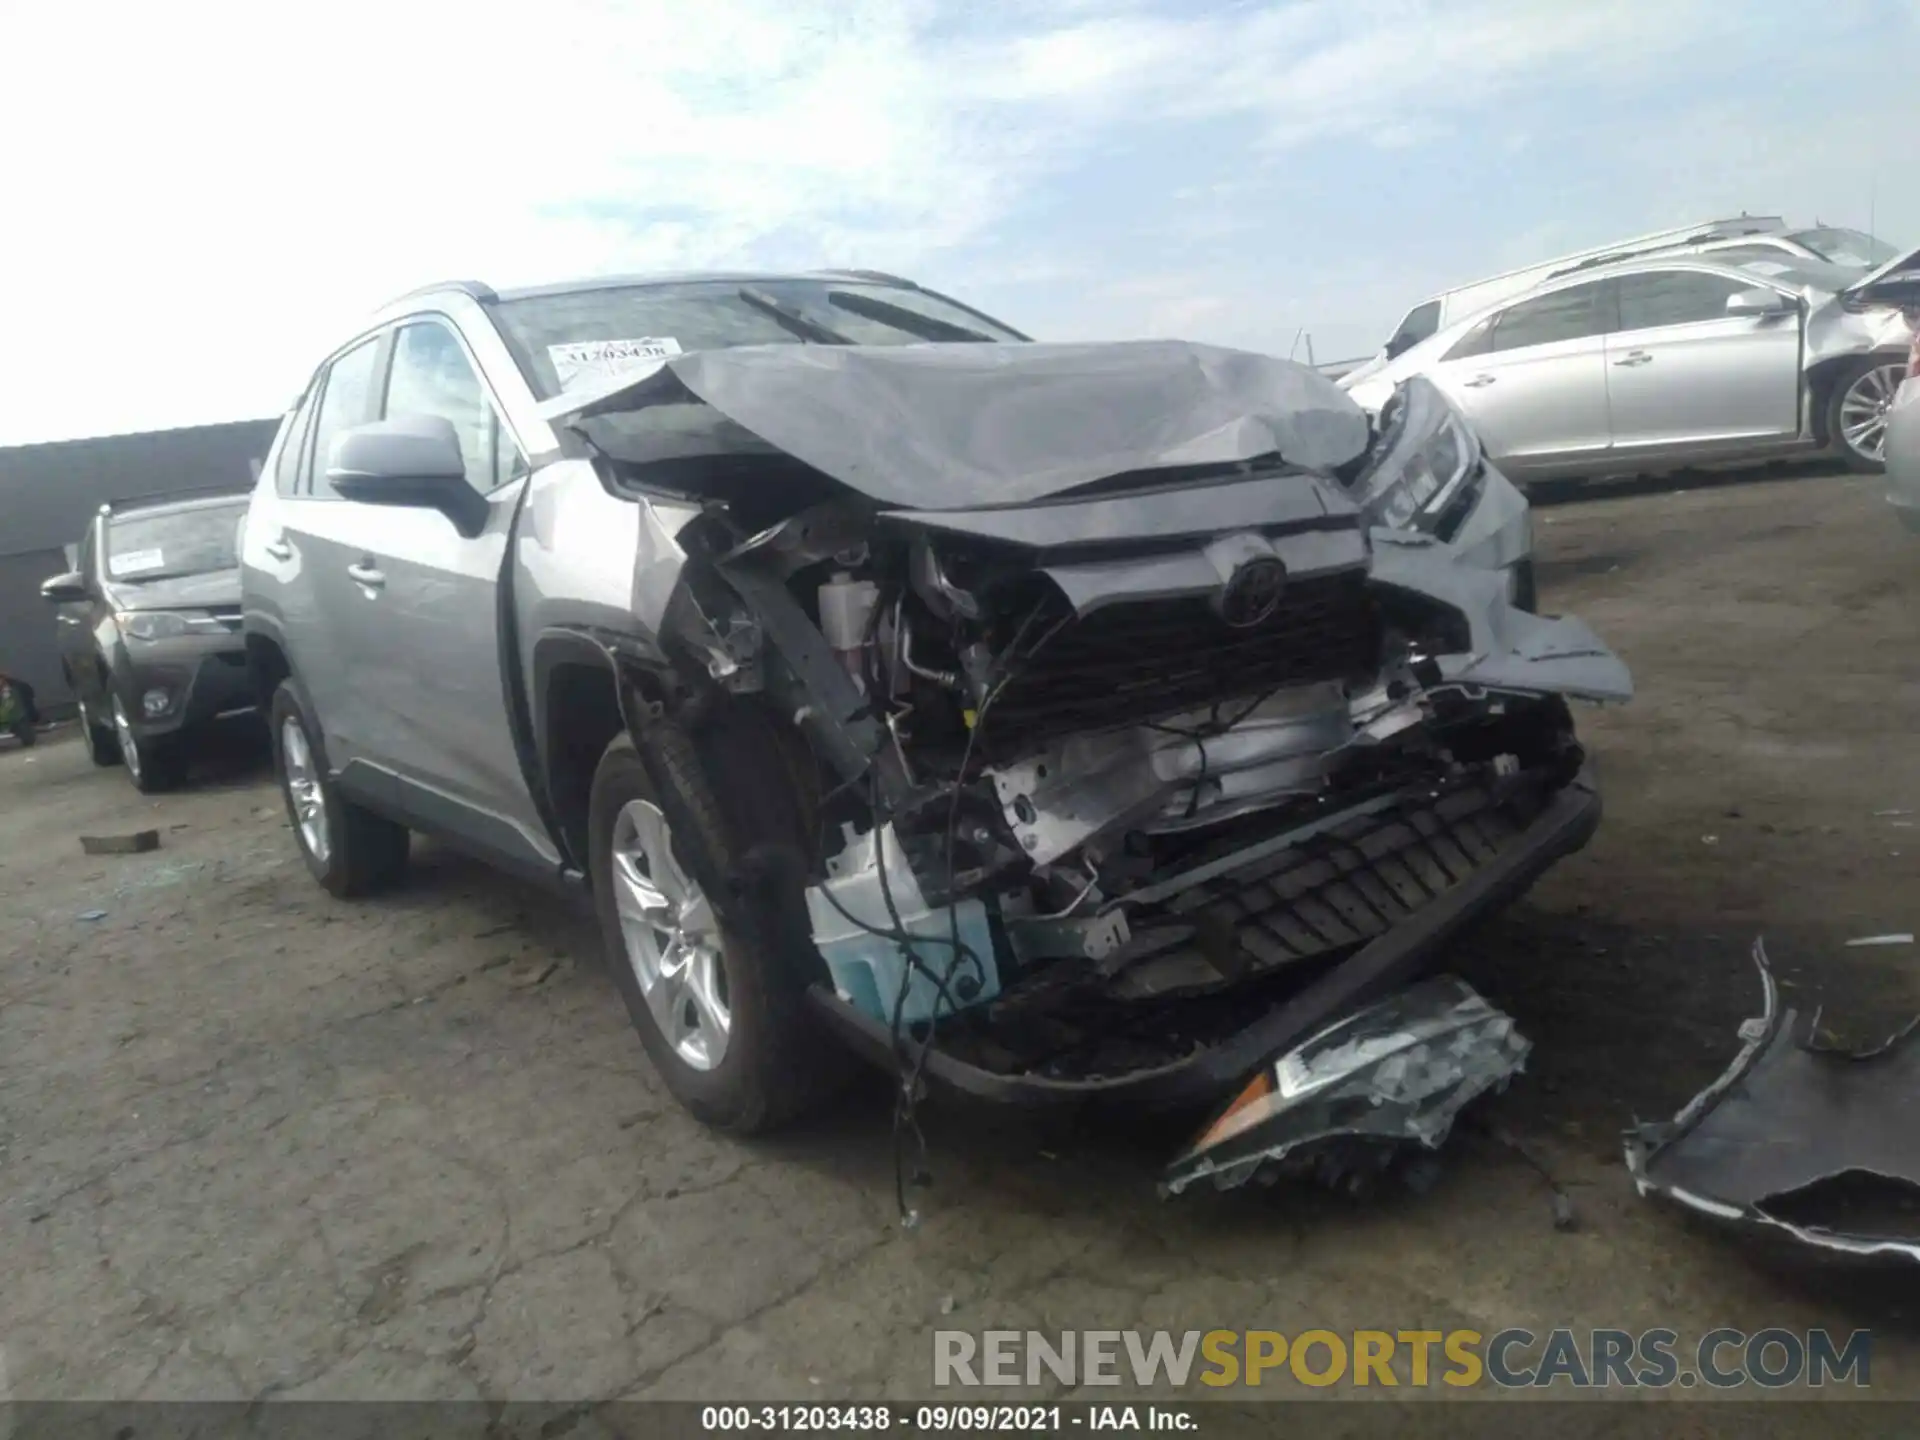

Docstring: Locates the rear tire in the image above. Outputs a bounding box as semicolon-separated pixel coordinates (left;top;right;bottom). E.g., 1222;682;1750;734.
270;678;409;897
588;724;846;1134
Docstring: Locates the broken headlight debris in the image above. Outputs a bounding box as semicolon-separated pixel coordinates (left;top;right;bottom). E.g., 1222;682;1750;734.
566;340;1627;1167
1162;976;1529;1196
1626;938;1920;1264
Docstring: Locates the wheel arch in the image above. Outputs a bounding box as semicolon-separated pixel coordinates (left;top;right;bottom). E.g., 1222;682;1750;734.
1808;348;1908;447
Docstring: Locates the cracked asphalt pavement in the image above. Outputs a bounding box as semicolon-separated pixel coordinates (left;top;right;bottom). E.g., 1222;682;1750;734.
4;470;1919;1402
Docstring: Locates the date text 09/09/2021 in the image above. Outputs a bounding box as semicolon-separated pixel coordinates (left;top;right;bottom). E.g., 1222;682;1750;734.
700;1405;1195;1432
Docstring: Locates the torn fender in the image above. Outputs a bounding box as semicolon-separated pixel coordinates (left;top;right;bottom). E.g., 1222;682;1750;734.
1625;938;1920;1264
1369;533;1634;704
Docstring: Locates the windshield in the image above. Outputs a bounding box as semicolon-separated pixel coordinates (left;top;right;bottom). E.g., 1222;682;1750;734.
491;279;1028;399
1786;228;1900;268
106;501;246;581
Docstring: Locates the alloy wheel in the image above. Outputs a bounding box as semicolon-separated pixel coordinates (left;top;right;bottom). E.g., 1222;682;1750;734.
280;717;330;864
1839;361;1907;464
609;798;731;1071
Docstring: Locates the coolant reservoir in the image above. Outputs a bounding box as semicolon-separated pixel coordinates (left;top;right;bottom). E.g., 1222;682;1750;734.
817;571;880;691
805;824;1001;1028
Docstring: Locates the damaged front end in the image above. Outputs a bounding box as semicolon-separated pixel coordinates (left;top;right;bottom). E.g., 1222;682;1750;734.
566;341;1629;1123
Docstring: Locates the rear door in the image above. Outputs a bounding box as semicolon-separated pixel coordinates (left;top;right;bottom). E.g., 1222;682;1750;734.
1604;267;1801;451
339;316;554;869
1426;280;1613;472
263;333;392;787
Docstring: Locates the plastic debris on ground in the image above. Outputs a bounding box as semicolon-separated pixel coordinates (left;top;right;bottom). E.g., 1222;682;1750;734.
1626;937;1920;1264
1162;975;1529;1197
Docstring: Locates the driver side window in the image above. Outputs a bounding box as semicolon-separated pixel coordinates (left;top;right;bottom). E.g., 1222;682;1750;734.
383;321;523;494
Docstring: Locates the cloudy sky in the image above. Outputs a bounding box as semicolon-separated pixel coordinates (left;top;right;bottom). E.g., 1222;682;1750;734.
2;0;1915;446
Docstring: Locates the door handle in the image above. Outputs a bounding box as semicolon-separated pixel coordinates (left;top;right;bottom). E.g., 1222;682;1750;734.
264;539;294;562
1462;374;1496;388
1612;351;1653;367
347;561;386;590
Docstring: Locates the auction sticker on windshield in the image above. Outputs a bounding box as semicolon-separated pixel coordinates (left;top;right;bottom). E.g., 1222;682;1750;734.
113;548;165;574
549;337;683;390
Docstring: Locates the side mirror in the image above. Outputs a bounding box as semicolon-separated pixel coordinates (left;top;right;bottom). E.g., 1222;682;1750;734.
40;571;87;603
326;416;488;537
1727;287;1797;319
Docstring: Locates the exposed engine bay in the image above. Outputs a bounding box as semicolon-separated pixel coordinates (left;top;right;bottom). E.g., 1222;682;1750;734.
556;341;1633;1105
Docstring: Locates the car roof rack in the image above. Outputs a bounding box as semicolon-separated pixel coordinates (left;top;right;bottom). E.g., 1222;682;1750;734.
1544;217;1787;280
379;279;499;307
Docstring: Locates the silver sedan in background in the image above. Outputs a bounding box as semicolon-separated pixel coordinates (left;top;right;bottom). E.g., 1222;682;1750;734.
1345;246;1919;483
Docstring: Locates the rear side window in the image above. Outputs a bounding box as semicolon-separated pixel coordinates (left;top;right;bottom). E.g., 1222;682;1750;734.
1616;271;1751;331
307;337;384;500
273;390;319;496
1490;283;1607;353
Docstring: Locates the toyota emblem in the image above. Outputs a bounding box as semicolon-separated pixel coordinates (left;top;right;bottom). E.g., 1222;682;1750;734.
1217;555;1287;628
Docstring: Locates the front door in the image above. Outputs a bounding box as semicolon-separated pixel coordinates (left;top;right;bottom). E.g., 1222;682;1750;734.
1604;268;1801;453
336;318;555;870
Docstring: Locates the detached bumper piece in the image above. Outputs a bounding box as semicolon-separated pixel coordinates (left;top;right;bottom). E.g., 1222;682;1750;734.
1162;976;1528;1196
1626;939;1920;1265
809;764;1598;1108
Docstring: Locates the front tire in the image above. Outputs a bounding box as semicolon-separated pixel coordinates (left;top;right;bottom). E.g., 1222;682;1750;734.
77;696;121;767
111;694;186;793
270;679;409;897
588;726;842;1134
1829;356;1906;473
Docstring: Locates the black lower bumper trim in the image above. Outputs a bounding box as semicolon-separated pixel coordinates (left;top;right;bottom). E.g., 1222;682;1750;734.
808;766;1601;1109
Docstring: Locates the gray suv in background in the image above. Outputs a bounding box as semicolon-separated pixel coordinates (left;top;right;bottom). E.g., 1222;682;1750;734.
241;271;1626;1140
41;492;254;791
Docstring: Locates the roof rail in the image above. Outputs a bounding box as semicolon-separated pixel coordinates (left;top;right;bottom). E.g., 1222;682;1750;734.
380;279;499;307
829;268;918;288
1542;217;1789;282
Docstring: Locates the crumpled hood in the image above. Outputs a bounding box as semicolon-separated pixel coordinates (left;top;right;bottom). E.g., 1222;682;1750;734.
548;340;1374;510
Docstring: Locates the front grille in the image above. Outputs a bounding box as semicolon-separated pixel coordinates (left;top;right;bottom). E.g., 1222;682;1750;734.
984;569;1380;753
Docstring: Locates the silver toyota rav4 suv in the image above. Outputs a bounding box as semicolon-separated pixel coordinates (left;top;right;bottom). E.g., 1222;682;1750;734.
241;271;1627;1153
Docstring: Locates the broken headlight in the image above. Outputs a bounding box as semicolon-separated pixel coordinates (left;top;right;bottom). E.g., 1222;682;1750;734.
1353;376;1483;535
119;611;204;641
